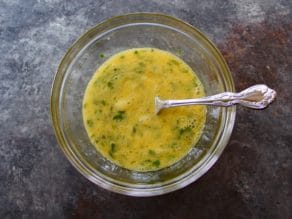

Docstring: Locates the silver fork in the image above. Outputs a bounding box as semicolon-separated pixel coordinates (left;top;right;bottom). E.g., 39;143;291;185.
155;84;276;114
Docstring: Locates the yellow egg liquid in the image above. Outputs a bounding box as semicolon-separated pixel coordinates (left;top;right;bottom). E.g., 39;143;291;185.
83;48;206;171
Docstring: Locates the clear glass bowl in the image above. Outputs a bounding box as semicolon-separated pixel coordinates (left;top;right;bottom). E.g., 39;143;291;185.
51;13;236;196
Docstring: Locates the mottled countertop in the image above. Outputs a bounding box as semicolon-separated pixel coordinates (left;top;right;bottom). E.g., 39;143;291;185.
0;0;291;218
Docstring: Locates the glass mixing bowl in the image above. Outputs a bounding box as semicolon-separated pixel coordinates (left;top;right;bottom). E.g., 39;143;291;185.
51;13;236;196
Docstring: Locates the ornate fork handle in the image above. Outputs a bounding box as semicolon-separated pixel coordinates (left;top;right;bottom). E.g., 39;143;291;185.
155;84;276;114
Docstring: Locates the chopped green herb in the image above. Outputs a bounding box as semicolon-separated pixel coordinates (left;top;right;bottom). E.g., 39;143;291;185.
132;127;136;133
107;81;114;89
135;68;144;74
182;68;189;73
99;53;105;58
94;109;100;115
111;143;117;152
152;160;160;167
170;142;178;148
142;159;152;165
120;55;125;59
111;74;118;80
139;62;145;67
83;103;87;109
169;59;180;66
113;111;126;121
101;100;106;106
134;50;138;54
109;143;117;158
87;120;93;127
179;127;192;135
192;78;198;87
148;150;156;156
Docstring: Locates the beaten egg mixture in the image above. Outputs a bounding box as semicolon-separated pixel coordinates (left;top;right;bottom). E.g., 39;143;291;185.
83;48;206;171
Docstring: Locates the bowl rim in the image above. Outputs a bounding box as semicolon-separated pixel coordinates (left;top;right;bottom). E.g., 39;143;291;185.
50;12;236;196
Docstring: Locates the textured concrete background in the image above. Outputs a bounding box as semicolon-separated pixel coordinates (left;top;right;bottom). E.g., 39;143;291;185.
0;0;291;218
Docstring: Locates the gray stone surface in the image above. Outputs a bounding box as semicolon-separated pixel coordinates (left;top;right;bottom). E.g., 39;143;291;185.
0;0;291;218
